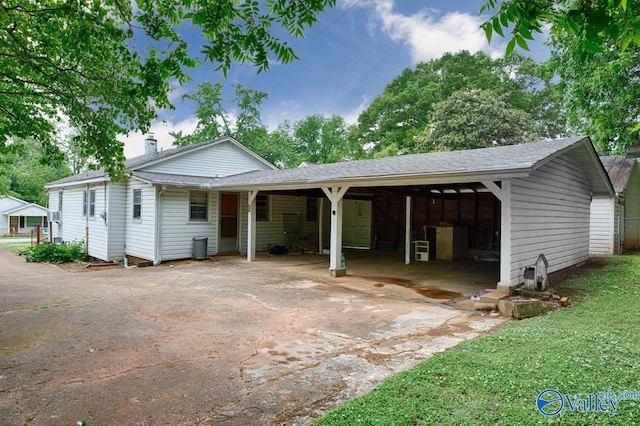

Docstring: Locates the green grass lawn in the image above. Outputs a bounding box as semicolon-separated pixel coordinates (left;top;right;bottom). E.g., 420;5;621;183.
317;256;640;425
1;242;32;254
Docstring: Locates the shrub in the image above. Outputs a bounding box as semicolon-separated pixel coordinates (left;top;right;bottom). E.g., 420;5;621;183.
24;240;86;264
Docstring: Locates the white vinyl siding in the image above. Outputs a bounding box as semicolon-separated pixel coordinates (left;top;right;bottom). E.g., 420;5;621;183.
159;188;218;260
590;196;615;255
252;195;319;252
107;182;127;261
125;182;156;260
86;184;108;260
53;184;110;260
139;140;273;177
509;154;592;284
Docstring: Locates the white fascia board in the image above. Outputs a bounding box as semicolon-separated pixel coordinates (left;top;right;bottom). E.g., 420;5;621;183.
214;169;532;192
44;176;110;189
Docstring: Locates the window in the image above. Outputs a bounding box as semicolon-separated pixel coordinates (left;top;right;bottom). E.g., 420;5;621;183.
89;190;96;217
189;191;208;221
306;197;318;222
58;191;63;211
26;216;41;227
82;191;87;216
133;189;142;219
256;194;269;221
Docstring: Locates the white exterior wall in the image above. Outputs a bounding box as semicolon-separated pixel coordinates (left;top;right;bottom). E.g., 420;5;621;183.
48;191;62;241
107;182;127;261
125;181;156;260
139;140;272;177
85;183;110;261
159;188;218;260
50;184;110;259
509;154;592;284
589;196;615;255
56;186;84;244
252;195;319;252
0;197;25;233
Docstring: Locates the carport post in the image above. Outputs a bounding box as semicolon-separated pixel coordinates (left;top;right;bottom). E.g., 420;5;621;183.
482;180;513;294
321;186;349;277
318;197;324;254
405;196;412;265
247;190;258;262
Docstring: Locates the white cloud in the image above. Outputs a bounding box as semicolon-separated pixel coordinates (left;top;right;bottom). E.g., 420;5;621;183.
343;96;369;125
118;117;198;158
364;0;504;62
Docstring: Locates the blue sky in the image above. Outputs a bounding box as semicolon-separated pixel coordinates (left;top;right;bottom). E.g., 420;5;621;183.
121;0;550;157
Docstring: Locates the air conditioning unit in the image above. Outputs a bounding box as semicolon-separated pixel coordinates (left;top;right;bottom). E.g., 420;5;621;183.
48;211;62;223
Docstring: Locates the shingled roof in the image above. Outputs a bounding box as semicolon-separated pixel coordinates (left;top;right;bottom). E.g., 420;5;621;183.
46;136;613;196
127;137;612;197
599;156;636;194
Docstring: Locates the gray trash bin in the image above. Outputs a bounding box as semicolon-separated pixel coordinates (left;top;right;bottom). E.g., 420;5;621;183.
193;236;208;260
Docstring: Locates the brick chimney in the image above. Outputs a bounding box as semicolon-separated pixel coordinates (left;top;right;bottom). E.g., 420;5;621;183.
144;134;158;157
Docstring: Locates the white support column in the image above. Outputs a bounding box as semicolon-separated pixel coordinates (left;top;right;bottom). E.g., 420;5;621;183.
497;181;513;294
247;190;258;262
405;195;412;265
321;186;349;277
318;197;324;254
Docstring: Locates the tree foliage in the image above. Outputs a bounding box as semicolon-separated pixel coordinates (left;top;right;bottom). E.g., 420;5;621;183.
2;138;72;205
349;51;566;157
548;18;640;154
415;89;534;152
1;0;335;178
480;0;640;56
292;114;354;165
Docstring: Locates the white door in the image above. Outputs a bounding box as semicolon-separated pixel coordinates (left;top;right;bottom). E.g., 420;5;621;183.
342;199;372;248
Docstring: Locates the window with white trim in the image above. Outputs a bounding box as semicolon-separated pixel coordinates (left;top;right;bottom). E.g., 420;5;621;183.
133;189;142;219
89;190;96;217
189;191;208;221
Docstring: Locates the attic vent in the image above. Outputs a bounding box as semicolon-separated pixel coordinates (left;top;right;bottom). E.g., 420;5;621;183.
145;134;158;157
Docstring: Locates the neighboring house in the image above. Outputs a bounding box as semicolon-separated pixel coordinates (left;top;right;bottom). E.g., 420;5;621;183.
46;135;613;295
590;153;640;255
0;196;49;236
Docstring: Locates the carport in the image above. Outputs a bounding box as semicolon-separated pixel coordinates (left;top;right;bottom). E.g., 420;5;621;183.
217;137;613;294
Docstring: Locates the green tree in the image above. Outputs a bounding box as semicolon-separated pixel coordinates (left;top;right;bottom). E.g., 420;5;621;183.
1;0;335;178
264;121;298;168
415;89;535;152
549;26;640;154
4;138;72;205
171;82;279;160
349;51;565;157
293;115;353;164
480;0;640;56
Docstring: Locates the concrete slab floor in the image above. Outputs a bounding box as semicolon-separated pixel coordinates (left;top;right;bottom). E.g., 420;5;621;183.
250;248;500;301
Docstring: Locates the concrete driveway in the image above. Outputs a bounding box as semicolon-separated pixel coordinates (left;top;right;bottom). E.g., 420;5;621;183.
0;249;504;425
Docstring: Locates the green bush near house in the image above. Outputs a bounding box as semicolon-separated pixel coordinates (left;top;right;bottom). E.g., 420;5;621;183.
317;256;640;425
22;241;85;264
